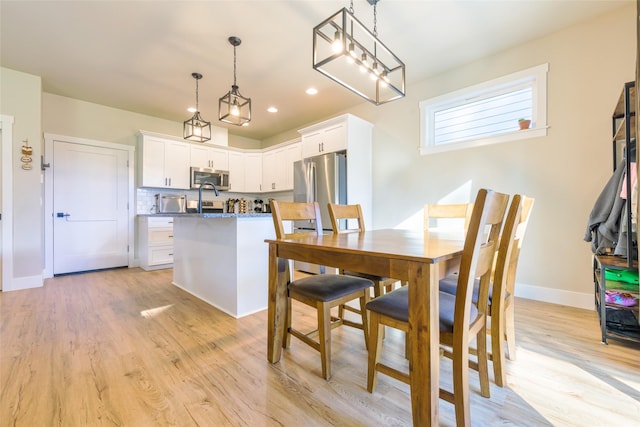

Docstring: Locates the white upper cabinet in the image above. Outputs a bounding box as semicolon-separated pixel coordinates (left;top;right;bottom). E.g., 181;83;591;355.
228;151;262;193
190;144;229;170
299;114;369;158
138;132;190;189
244;153;263;193
298;114;373;227
137;130;303;194
228;151;245;192
262;140;301;192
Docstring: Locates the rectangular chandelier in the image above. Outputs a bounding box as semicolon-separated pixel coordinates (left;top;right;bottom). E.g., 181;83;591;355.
313;7;405;105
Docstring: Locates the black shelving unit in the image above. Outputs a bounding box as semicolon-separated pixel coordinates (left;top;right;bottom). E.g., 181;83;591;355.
593;82;639;346
611;81;637;267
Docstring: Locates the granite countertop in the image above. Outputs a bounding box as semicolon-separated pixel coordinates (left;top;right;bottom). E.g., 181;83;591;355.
138;212;273;218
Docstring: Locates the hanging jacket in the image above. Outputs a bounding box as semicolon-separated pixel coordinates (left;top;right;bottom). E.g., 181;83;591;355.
584;160;626;254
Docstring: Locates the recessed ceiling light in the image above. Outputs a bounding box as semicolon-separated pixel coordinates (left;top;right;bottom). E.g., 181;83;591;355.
306;87;318;95
267;107;278;113
187;107;197;113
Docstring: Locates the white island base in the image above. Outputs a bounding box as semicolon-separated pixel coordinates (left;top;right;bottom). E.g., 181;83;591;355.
171;215;275;318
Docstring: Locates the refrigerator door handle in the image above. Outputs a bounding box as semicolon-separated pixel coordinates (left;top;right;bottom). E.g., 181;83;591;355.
305;162;312;203
309;161;317;204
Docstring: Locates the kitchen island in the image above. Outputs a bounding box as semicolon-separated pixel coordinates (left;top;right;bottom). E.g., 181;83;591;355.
141;212;275;318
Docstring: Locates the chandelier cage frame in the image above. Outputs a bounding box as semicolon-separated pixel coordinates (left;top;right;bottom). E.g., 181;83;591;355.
219;36;252;126
312;4;405;105
184;72;212;142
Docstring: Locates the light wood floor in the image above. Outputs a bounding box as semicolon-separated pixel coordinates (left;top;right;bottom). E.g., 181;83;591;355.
1;267;639;426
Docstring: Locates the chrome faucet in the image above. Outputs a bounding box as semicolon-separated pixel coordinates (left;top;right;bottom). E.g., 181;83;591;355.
198;181;219;213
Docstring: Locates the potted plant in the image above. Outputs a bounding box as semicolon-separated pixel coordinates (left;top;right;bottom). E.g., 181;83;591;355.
518;118;531;130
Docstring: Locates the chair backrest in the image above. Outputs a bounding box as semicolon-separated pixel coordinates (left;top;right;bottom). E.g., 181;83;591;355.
270;200;323;239
327;203;365;234
502;196;534;299
488;195;524;311
454;189;509;340
424;203;474;231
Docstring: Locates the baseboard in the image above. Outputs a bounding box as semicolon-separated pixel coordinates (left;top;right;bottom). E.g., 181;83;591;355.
2;274;43;292
515;282;593;310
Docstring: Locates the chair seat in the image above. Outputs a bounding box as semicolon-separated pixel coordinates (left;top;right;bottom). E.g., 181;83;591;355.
439;274;494;304
289;274;373;302
365;286;478;333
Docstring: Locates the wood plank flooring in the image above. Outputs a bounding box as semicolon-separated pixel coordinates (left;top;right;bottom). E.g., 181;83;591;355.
1;267;639;426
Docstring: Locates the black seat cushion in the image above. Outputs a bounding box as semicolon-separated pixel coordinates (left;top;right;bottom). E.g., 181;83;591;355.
289;274;373;302
439;274;494;304
365;286;478;333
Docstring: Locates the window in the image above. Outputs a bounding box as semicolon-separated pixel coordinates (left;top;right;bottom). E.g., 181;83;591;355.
420;63;548;155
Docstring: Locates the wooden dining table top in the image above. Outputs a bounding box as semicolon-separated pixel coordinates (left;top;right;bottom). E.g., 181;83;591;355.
265;228;464;272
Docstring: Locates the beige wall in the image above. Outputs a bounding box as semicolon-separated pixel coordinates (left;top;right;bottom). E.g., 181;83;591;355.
44;93;262;150
43;93;184;147
2;4;636;306
366;4;636;305
0;68;43;283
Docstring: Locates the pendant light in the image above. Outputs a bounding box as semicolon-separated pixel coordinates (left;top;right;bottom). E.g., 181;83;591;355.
219;36;251;126
313;0;405;105
183;72;212;142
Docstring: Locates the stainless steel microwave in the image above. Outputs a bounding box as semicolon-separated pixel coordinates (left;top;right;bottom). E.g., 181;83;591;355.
190;167;229;191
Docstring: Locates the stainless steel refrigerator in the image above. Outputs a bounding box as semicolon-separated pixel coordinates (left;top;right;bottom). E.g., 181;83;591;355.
293;151;347;274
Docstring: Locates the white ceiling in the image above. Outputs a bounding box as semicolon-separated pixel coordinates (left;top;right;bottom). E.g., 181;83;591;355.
0;0;631;140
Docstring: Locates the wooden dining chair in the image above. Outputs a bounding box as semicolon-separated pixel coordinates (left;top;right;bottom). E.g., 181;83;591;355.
424;202;474;232
365;188;509;427
439;195;534;387
269;200;374;380
327;203;403;310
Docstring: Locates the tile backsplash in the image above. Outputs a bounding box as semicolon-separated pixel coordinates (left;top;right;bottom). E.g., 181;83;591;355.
136;188;292;214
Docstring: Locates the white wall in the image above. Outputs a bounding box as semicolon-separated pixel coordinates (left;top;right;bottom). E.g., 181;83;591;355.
0;67;43;288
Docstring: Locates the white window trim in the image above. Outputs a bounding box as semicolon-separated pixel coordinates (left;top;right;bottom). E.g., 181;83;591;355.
420;63;549;155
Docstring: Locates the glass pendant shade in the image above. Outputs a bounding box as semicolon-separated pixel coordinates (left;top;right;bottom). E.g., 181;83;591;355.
313;6;405;105
219;36;251;126
183;72;211;142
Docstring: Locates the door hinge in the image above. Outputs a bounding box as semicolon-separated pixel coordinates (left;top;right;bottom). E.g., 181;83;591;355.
127;245;130;253
126;160;129;167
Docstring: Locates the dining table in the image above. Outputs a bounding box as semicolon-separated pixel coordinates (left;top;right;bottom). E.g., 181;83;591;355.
265;228;466;426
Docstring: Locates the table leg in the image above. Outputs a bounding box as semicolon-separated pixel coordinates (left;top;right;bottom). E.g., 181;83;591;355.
267;243;289;363
408;261;439;426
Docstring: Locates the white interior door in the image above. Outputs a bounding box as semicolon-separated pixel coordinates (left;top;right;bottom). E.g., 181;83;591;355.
53;141;129;275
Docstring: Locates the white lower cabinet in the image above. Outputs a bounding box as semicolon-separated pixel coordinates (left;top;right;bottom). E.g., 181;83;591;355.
139;216;174;270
